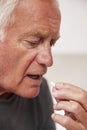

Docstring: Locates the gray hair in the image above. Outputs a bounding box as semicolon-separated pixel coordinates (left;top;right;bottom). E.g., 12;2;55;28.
0;0;19;41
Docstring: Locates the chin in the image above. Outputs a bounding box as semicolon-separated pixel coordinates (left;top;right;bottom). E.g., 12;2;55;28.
16;87;40;98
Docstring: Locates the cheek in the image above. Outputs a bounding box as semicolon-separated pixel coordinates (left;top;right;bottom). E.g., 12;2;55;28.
0;48;14;76
0;45;37;89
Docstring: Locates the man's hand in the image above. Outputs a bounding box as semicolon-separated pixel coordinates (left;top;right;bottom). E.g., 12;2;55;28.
51;82;87;130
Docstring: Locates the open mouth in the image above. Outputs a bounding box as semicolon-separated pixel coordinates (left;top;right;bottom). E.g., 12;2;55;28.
27;74;42;80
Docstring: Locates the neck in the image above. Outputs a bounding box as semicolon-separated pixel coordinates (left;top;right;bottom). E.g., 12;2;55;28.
0;93;12;99
0;87;11;99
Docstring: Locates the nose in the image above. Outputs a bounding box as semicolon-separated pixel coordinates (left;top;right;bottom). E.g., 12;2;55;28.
36;47;53;67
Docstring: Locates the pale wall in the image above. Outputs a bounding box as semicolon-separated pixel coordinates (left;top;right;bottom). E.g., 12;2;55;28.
52;0;87;54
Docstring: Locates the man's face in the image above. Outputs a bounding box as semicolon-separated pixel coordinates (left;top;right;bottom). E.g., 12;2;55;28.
0;0;61;98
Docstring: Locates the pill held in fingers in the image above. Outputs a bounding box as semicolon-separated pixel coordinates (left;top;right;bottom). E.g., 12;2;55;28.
50;81;65;116
50;81;58;97
50;81;57;103
50;81;55;87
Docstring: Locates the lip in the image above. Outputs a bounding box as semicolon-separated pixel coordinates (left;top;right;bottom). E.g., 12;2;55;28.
25;70;46;85
26;68;47;77
25;74;43;85
26;74;42;80
26;70;46;79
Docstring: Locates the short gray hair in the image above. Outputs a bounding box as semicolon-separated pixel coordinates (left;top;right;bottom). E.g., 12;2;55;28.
0;0;19;41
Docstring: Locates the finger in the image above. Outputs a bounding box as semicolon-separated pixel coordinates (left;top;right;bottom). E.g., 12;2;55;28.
53;100;87;127
55;82;87;95
65;111;77;121
52;87;61;103
52;86;57;92
52;83;87;111
51;113;84;130
55;82;83;91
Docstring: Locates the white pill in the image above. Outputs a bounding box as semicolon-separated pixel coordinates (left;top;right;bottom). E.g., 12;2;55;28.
50;81;55;87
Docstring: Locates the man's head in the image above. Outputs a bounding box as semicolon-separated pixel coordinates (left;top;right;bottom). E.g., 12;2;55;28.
0;0;61;98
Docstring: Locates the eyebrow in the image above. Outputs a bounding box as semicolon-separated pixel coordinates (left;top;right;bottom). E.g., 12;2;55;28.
20;31;60;41
21;31;48;38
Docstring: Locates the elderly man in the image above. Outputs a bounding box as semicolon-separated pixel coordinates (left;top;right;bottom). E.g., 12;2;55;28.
0;0;87;130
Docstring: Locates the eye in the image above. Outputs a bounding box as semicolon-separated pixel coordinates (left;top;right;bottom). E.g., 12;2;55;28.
50;39;56;47
23;40;40;49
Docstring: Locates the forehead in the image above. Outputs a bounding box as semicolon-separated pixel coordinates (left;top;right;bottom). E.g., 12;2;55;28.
17;0;58;12
7;0;61;39
15;0;60;20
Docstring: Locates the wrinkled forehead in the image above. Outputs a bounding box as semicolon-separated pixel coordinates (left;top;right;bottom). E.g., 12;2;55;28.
15;0;61;20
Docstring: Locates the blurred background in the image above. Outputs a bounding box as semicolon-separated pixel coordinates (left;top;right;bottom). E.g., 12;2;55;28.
44;0;87;130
